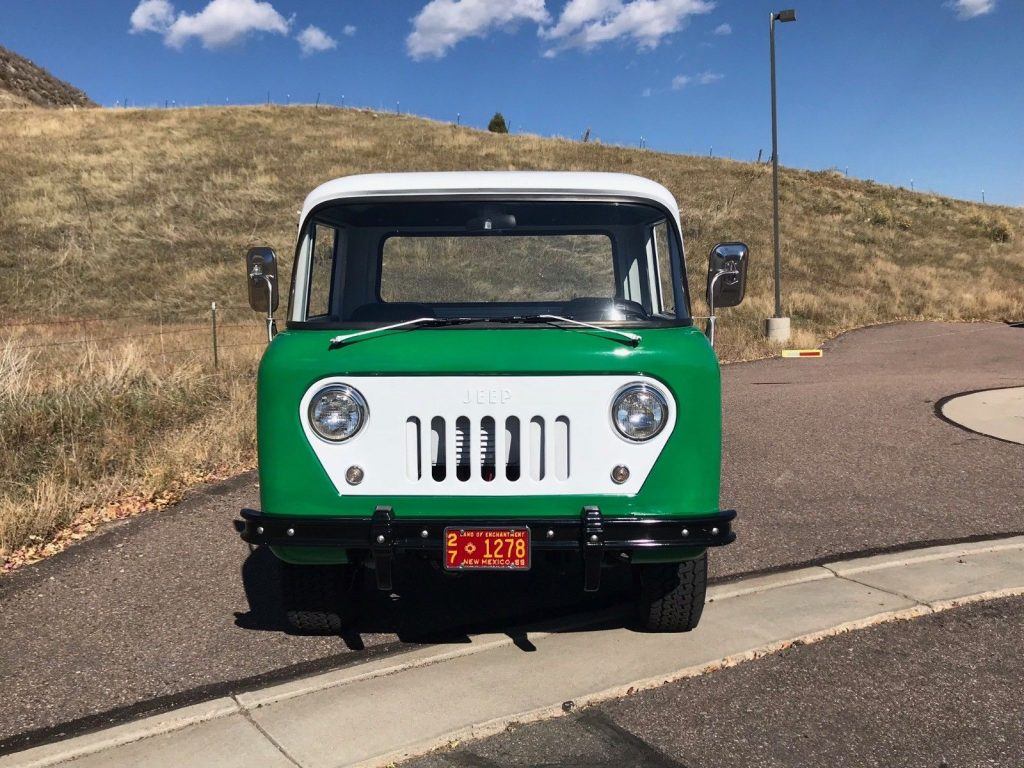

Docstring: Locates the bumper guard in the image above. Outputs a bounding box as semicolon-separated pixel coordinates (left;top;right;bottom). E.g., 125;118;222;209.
234;507;736;592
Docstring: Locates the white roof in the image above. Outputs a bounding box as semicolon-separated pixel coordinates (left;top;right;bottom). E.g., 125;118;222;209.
299;171;680;226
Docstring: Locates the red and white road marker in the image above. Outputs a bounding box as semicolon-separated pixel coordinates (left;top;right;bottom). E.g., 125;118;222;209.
781;349;823;358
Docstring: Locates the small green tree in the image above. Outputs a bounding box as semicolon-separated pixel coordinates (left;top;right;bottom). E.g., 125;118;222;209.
488;112;508;133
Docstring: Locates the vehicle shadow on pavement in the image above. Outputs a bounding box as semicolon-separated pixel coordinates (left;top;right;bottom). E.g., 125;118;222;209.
234;545;631;650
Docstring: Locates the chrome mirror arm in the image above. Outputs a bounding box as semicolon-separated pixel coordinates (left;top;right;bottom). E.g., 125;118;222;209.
249;263;276;342
261;275;276;342
706;268;738;348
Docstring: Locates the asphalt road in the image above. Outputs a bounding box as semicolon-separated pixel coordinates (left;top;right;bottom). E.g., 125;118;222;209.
1;321;1022;752
407;594;1024;768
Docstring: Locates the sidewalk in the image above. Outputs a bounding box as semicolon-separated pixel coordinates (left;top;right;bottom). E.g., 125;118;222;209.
941;385;1024;444
3;536;1022;768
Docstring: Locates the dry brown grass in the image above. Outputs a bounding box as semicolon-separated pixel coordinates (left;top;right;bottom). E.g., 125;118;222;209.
0;105;1022;565
0;321;260;567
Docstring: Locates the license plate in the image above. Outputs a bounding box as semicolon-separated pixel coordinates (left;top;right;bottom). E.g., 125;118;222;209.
444;527;531;571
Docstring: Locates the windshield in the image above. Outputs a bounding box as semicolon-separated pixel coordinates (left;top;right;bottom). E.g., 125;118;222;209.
290;199;689;326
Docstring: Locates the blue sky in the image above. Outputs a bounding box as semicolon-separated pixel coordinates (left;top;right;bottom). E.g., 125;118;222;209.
1;0;1021;205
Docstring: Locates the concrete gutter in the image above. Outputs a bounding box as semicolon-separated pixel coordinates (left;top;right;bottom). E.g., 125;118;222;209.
3;536;1022;768
941;386;1024;445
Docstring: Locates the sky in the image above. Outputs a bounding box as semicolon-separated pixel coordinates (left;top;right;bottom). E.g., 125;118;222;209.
1;0;1021;206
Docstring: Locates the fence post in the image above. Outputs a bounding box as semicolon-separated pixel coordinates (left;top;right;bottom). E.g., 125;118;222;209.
158;303;166;366
211;301;219;370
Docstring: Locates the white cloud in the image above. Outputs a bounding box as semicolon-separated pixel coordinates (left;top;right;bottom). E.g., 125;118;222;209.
343;24;357;36
297;25;337;55
712;22;731;35
407;0;550;60
544;0;620;39
672;70;721;88
166;0;290;48
948;0;995;19
542;0;715;55
129;0;292;50
641;86;652;96
129;0;175;33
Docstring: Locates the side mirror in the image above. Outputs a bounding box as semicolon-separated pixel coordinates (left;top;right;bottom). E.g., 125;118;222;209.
706;242;748;309
246;247;279;314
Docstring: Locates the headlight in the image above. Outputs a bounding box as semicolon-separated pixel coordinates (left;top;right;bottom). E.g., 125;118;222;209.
308;384;367;442
611;384;668;442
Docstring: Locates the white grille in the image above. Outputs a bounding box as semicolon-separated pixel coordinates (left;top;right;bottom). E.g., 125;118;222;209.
404;415;570;484
299;375;675;497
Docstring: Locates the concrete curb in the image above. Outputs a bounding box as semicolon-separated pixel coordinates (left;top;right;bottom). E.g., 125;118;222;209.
235;606;626;710
0;699;240;768
3;536;1022;768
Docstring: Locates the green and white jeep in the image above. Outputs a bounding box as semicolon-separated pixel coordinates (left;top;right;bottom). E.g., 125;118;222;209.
236;171;748;633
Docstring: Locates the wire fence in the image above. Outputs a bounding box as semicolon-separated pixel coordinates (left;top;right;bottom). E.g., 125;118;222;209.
1;302;268;372
0;306;222;328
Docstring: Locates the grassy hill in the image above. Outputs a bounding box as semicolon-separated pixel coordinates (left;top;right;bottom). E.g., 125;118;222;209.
0;105;1021;567
0;46;95;108
1;106;1020;340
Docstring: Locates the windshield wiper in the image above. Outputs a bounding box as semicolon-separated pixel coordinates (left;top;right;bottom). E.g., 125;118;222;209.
329;317;478;347
487;314;641;347
329;313;641;348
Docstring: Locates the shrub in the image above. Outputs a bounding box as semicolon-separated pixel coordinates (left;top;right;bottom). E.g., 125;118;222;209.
867;203;893;227
965;213;1013;243
487;112;508;134
867;203;911;230
988;217;1013;242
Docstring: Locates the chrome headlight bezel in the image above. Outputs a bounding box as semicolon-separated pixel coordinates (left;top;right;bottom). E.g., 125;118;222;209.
610;383;669;442
307;384;368;442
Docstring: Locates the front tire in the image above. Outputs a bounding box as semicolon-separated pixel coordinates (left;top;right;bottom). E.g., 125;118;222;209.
279;561;355;634
634;553;707;632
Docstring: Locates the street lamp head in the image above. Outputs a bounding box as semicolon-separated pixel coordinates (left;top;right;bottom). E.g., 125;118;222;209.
774;9;797;22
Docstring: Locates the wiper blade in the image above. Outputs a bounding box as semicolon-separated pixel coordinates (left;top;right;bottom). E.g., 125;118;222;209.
488;314;641;347
329;314;642;348
329;317;477;347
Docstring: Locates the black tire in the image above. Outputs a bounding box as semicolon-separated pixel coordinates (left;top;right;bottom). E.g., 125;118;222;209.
634;553;708;632
279;561;355;634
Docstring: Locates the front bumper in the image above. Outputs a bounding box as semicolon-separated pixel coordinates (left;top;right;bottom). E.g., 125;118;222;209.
235;506;736;592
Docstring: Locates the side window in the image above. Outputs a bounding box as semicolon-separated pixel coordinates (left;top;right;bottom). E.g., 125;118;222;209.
307;223;336;319
653;222;676;317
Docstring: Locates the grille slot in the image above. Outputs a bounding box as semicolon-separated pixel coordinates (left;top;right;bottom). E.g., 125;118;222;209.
412;414;569;485
455;416;471;481
505;416;521;481
529;416;545;481
430;417;446;481
405;417;421;480
481;417;496;482
554;416;570;480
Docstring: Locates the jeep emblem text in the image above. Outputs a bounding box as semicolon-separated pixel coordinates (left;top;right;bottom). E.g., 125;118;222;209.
463;388;512;405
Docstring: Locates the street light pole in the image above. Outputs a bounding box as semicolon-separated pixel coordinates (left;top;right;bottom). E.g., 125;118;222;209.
767;8;796;342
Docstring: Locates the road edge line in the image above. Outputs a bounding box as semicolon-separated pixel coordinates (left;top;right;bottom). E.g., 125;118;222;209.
828;536;1024;575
